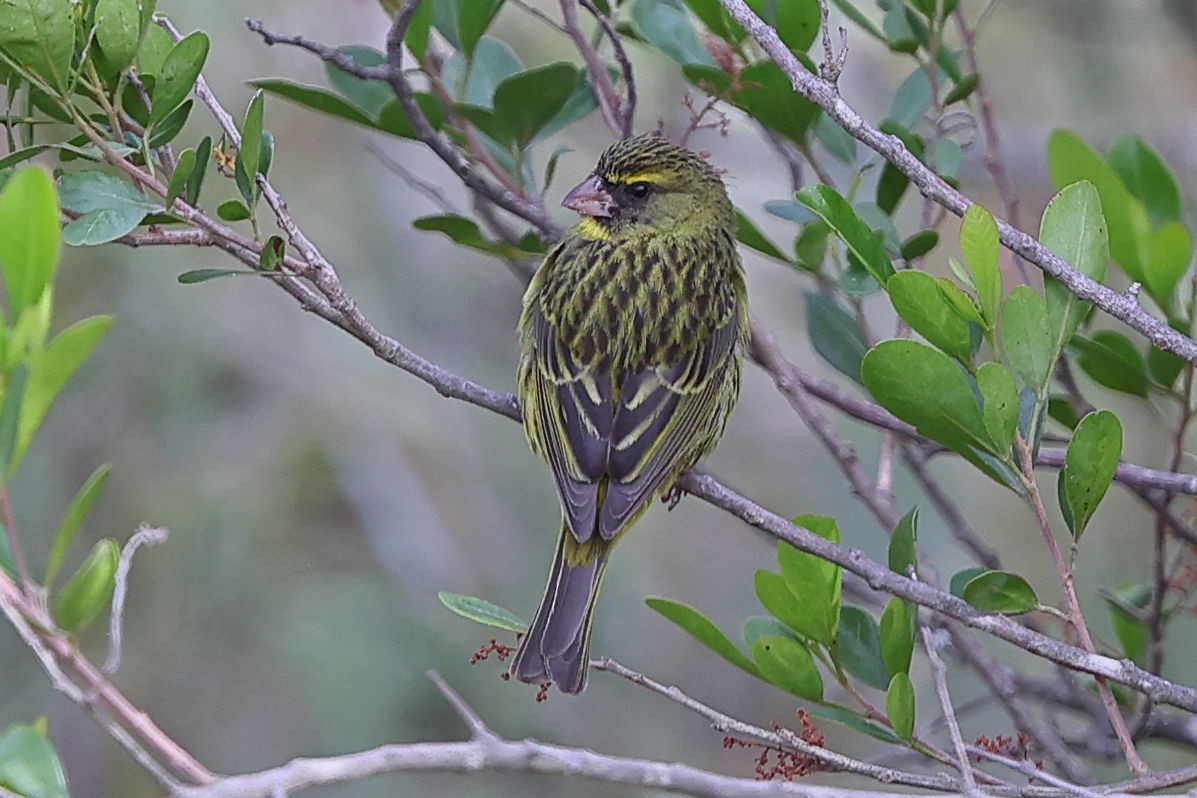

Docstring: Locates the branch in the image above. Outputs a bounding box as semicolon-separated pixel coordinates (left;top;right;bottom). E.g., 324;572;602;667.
593;657;965;791
244;12;564;239
716;0;1197;364
174;673;936;798
560;0;625;138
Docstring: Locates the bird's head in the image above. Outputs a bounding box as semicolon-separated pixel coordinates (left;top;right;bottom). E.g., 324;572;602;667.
562;133;734;241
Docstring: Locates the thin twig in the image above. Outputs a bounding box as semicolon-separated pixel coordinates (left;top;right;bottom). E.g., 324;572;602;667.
579;0;636;138
561;0;625;138
104;525;168;675
917;611;979;794
1014;437;1148;775
592;657;965;791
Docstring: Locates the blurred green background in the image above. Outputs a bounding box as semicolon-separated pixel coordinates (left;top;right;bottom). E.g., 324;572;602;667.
4;1;1197;795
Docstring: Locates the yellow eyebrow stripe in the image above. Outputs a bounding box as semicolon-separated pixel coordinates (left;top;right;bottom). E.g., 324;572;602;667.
609;170;668;185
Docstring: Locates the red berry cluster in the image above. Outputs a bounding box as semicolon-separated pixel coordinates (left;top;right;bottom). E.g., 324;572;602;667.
469;638;514;665
973;731;1042;772
722;709;828;781
535;682;551;703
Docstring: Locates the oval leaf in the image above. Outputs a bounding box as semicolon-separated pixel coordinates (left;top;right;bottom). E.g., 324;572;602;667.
752;635;823;700
1058;409;1122;540
647;597;757;676
53;538;119;633
437;591;526;633
961;570;1038;614
886;672;915;742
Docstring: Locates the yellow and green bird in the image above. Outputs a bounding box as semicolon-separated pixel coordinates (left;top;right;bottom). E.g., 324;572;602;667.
510;133;748;693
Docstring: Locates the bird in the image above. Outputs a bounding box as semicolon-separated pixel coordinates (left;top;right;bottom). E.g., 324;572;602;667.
509;133;748;693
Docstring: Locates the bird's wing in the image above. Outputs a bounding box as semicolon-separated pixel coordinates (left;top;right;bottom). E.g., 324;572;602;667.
521;306;614;542
598;307;742;540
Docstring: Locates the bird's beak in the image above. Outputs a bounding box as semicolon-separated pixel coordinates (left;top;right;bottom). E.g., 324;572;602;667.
562;174;615;218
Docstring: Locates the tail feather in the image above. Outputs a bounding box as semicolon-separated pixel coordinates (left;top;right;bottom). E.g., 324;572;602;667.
510;522;610;693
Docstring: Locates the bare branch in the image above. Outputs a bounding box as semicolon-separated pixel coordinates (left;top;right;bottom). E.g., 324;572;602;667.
916;615;978;794
716;0;1197;364
561;0;625;138
426;671;496;742
104;525;168;675
579;0;637;138
593;657;966;791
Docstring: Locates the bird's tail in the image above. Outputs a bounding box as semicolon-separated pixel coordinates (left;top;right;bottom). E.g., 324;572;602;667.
509;521;610;694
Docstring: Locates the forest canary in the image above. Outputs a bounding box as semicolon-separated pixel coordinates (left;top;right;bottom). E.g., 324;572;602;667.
510;133;748;693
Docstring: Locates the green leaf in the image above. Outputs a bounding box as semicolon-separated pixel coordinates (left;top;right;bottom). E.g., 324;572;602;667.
937;278;985;327
960;204;1001;326
0;0;75;91
797;185;895;284
899;230;938;261
436;591;526;633
886;67;930;126
176;268;246;284
741;615;795;649
943;72;979;105
150;30;209;126
259;235;285;272
775;0;820;52
165;147;196;207
443;37;522;108
1041;181;1109;359
44;464;110;587
1103;583;1150;666
888;507;918;577
876;161;909;215
836;606;889;690
813;112;857;162
755;569;825;647
685;61;818;145
683;0;746;42
633;0;715;65
795;220;829;272
186;135;211;207
94;0;142;75
886;672;915;741
403;0;434;60
1107;134;1182;227
1142;222;1190;308
237;90;265;204
1148;343;1185;389
861;340;1009;481
752;635;823;700
778;517;840;647
491;63;578;149
735;210;790;262
1058;409;1122;540
52;537;118;632
216;199;250;222
949;567;987;598
1046;129;1146;282
1000;286;1053;391
977;362;1019;453
325;45;391;115
804;292;867;382
647;597;758;676
0;167;59;319
413;214;532;258
0;144;53;171
886;270;972;364
879;598;915;676
809;705;902;744
0;366;28;474
0;721;68;798
961;570;1038;614
251;79;376;127
12;316;112;474
1073;331;1149;397
457;0;503;56
59;171;159;214
134;21;172;77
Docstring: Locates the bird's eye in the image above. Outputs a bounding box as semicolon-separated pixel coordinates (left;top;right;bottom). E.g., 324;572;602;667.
627;181;652;199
